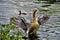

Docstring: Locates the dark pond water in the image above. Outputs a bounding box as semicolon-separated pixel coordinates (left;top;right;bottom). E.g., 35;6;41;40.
0;0;60;40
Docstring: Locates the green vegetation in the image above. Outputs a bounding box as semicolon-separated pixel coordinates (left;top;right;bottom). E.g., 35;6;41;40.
0;17;22;40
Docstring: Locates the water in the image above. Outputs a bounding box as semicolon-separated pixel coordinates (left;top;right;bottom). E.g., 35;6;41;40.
0;0;60;40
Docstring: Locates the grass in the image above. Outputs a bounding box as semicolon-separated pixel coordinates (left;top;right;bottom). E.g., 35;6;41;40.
0;17;23;40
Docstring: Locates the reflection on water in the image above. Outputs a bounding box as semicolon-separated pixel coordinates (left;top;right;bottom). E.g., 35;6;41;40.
28;35;39;40
0;0;60;40
22;34;39;40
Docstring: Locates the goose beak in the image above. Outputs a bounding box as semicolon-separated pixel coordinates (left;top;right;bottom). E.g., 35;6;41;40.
32;9;37;13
